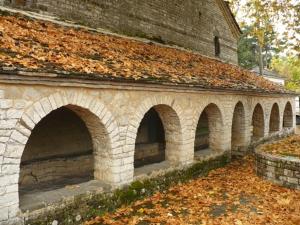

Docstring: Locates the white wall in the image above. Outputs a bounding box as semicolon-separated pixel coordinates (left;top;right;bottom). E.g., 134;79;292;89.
263;76;285;86
296;96;300;115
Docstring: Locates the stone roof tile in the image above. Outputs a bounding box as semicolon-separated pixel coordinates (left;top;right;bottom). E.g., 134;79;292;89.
0;14;289;94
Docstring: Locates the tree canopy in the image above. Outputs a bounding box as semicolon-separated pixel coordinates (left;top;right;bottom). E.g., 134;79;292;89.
229;0;299;55
229;0;300;92
271;57;300;92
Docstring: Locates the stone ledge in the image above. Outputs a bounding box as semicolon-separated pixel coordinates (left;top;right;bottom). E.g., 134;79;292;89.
22;152;230;225
255;148;300;190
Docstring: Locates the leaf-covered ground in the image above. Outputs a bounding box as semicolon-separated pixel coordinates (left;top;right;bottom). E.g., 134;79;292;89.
84;157;300;225
260;135;300;158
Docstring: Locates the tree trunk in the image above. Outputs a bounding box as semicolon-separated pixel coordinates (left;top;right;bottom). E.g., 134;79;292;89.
258;44;264;76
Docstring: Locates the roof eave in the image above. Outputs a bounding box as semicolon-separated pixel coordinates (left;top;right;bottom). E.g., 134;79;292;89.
0;70;295;97
216;0;242;39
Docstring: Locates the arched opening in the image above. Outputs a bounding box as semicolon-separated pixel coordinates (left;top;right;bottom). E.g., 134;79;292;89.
231;102;246;154
252;104;265;141
20;107;93;189
194;103;223;157
269;103;280;133
19;105;111;211
194;111;209;151
134;104;182;170
283;102;293;128
134;108;165;168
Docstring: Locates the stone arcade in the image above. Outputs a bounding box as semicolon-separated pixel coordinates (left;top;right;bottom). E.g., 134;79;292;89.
0;75;295;224
0;2;297;225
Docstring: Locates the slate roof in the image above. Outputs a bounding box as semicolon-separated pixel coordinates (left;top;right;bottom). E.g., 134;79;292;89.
252;67;286;80
0;13;290;94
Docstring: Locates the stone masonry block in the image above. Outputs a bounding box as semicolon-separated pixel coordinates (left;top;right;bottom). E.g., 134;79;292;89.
2;157;20;165
48;95;57;110
40;97;53;115
53;93;64;108
25;108;41;125
94;103;105;117
33;101;47;118
61;93;68;106
0;207;9;222
99;108;108;121
21;114;35;130
13;99;26;109
0;137;9;144
284;169;294;177
1;164;19;175
0;100;13;109
6;109;23;119
4;144;24;159
0;90;5;99
10;131;27;145
0;143;6;154
287;177;298;185
74;92;83;106
0;120;17;130
82;95;93;109
0;173;19;188
16;125;31;137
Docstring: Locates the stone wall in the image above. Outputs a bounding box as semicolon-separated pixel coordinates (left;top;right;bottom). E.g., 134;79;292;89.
256;150;300;190
0;80;296;224
20;154;93;189
1;0;239;64
134;143;165;168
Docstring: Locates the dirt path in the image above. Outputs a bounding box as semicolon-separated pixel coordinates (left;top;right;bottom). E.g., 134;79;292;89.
85;157;300;225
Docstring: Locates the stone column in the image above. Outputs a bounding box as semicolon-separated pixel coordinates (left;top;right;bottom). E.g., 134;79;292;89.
0;90;27;225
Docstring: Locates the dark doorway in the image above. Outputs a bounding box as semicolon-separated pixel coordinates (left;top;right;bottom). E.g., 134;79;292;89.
134;108;166;168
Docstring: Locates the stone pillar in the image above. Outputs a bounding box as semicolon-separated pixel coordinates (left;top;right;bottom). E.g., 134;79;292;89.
0;90;27;225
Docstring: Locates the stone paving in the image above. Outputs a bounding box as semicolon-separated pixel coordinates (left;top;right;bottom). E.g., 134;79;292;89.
20;178;110;212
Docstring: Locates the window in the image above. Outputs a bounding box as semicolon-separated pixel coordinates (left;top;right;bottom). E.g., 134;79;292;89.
214;36;220;57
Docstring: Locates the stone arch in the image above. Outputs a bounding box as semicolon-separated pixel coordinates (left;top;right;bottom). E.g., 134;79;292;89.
283;101;293;128
231;101;246;154
194;103;224;154
126;97;184;169
251;103;265;140
269;103;280;133
19;106;95;188
2;92;120;212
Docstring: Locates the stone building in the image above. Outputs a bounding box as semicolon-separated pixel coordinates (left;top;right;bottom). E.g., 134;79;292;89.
0;2;296;225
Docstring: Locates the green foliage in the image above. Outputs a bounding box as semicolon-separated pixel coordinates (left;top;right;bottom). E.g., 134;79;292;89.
271;57;300;92
238;27;257;69
237;26;279;69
